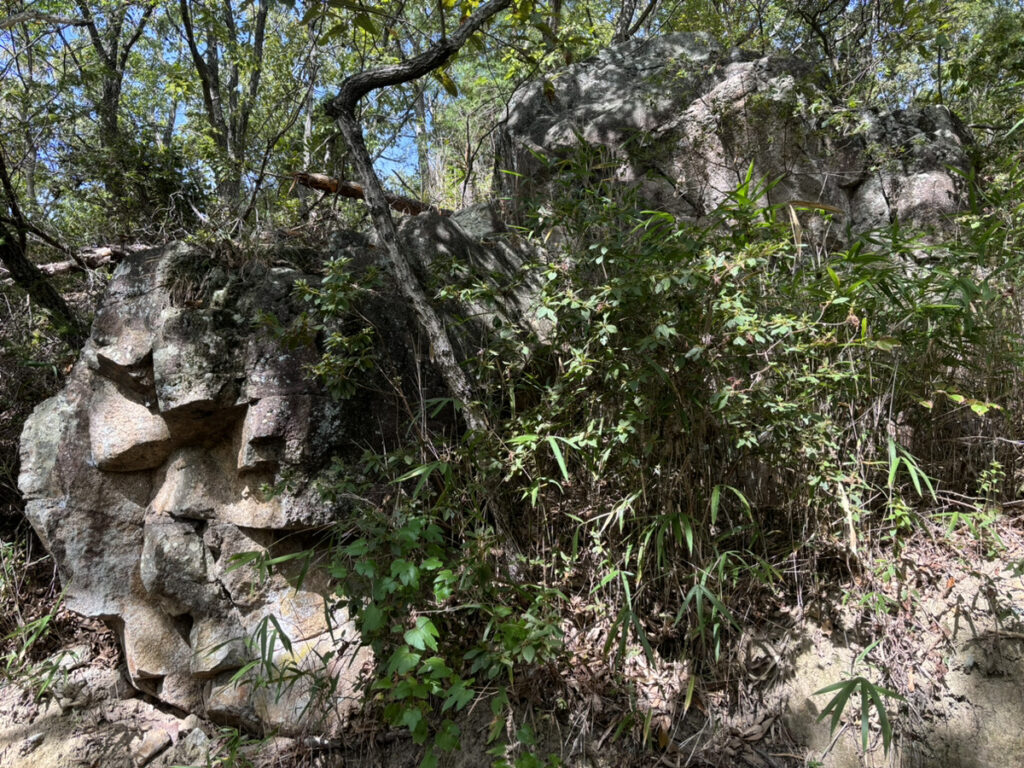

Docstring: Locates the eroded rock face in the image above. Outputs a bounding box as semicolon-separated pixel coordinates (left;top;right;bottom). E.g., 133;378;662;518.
18;244;369;734
496;33;970;235
17;216;541;734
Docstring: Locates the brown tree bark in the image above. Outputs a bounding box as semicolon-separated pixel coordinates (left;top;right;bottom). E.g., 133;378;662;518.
0;223;86;348
291;172;450;216
76;1;155;179
179;0;268;210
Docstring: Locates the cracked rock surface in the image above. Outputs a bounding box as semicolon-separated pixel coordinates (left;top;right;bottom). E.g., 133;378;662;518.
18;244;369;735
497;33;970;236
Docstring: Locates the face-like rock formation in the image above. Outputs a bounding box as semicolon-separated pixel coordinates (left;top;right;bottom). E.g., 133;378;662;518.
19;244;369;734
16;211;542;734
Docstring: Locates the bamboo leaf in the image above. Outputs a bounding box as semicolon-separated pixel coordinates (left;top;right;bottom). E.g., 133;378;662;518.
547;436;569;481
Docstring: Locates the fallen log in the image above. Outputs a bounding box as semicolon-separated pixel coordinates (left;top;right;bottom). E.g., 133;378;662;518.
1;244;147;283
292;172;450;216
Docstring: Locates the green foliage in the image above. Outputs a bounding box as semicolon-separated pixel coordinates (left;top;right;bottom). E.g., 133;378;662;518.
198;726;270;768
502;143;1004;659
274;116;1024;758
6;0;1024;761
294;256;377;399
813;643;905;755
0;537;71;699
325;467;565;763
2;0;1016;234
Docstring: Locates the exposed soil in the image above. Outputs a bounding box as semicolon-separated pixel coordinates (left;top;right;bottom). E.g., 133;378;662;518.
2;517;1022;768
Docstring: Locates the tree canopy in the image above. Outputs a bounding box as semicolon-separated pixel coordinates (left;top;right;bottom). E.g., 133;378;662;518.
0;1;1018;249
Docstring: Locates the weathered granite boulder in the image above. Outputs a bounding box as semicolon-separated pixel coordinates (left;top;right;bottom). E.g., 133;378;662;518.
496;33;971;235
17;210;542;734
18;244;371;732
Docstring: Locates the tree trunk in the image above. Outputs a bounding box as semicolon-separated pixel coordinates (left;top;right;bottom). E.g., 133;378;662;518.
0;223;85;348
413;85;430;200
333;108;488;432
324;0;512;432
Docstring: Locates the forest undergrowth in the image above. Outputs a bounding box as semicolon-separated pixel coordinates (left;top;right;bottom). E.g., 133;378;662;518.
240;144;1024;766
3;1;1024;765
4;147;1024;767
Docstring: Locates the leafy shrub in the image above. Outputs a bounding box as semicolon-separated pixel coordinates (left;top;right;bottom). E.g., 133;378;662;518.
294;144;1024;763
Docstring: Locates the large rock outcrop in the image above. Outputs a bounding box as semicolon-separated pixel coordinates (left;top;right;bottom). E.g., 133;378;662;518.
17;212;541;733
18;244;370;733
496;33;970;235
17;34;974;740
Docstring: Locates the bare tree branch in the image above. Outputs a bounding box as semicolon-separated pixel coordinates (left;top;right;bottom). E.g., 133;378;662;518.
0;245;144;282
291;172;450;216
324;0;512;117
0;11;91;30
120;3;156;70
324;0;512;432
75;0;114;69
179;0;224;137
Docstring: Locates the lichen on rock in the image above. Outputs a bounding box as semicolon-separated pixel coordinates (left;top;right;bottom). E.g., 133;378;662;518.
18;244;370;734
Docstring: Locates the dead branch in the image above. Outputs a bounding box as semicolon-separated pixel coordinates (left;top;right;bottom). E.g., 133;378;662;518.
0;245;145;283
324;0;511;433
291;172;450;216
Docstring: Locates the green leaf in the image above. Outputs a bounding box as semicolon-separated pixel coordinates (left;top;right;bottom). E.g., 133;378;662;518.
404;617;439;651
391;559;419;587
887;438;899;489
420;655;452;680
436;720;461;751
815;676;903;756
1005;115;1024;138
508;433;539;445
435;69;459;97
816;678;857;735
812;680;851;695
353;13;379;36
361;603;385;633
434;570;455;602
395;462;448;499
225;551;262;573
386;646;421;676
467;32;486;53
514;0;534;22
547;436;569;481
267;615;293;653
344;539;370;557
867;686;888;752
870;337;901;352
826;265;840;288
443;679;475;712
402;706;423;732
